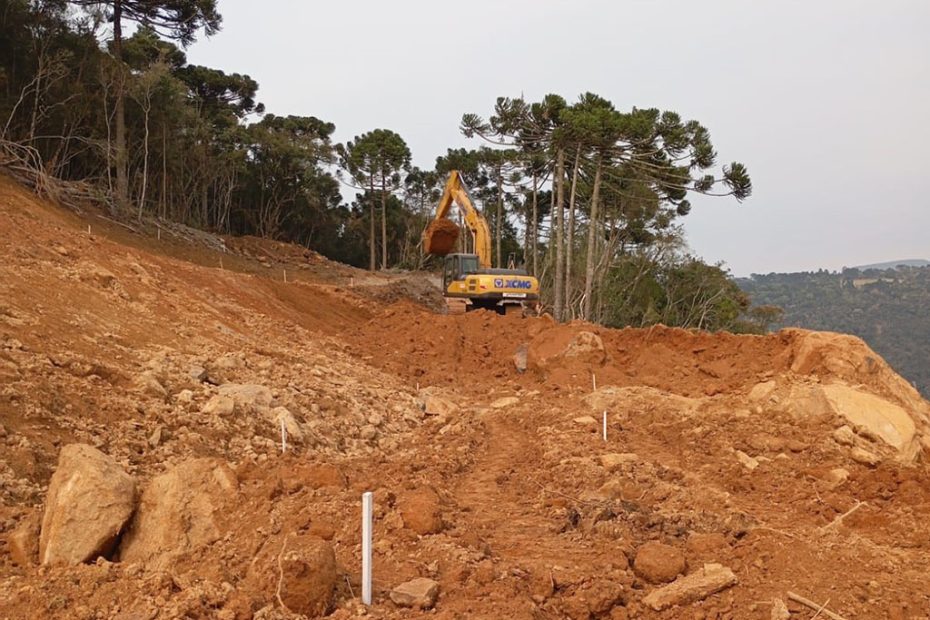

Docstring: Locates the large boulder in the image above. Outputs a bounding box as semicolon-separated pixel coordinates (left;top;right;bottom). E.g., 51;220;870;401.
246;534;337;616
527;326;606;377
39;444;135;566
216;383;274;412
398;487;443;535
119;458;238;567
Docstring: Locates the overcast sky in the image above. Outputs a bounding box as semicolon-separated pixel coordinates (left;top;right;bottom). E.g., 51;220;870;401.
186;0;929;276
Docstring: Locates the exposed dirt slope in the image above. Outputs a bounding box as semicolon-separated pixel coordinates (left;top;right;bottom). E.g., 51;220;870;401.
1;174;930;620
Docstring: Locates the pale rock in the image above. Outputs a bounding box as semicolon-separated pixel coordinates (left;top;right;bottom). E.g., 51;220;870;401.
771;597;790;620
202;394;235;416
735;450;759;471
513;344;528;373
40;444;136;565
850;446;880;466
573;416;597;425
422;395;458;417
217;383;274;412
599;453;639;472
270;406;303;440
120;458;238;568
390;577;440;609
490;396;520;409
832;425;857;446
135;371;167;399
642;563;738;611
824;467;850;489
175;389;194;404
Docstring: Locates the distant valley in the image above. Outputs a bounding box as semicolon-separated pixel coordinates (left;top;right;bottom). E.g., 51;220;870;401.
739;262;930;397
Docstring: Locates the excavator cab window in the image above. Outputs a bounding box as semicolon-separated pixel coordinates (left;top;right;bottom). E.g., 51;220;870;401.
444;254;479;288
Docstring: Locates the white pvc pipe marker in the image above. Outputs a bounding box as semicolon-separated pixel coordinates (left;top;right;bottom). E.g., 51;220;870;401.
361;491;373;605
280;418;287;453
602;411;608;442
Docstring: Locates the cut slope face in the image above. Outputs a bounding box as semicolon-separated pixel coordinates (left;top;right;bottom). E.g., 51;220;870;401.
2;175;930;619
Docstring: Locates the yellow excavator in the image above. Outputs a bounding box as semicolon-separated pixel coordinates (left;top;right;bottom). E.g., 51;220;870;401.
423;171;540;315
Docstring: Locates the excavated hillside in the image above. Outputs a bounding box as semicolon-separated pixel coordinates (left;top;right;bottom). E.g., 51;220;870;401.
1;173;930;620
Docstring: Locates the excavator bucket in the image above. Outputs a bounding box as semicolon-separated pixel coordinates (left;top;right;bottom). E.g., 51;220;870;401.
423;219;460;256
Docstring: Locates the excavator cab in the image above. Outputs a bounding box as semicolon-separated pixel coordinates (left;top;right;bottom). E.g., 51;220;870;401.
442;253;479;289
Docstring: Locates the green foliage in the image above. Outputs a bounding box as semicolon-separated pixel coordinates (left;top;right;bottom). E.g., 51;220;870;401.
739;267;930;396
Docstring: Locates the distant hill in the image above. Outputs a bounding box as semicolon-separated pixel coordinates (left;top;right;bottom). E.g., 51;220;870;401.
853;259;929;270
739;265;930;398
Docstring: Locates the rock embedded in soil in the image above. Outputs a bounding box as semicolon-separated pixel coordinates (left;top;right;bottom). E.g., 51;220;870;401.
633;541;686;584
398;487;443;535
490;396;520;409
202;394;235;416
8;511;40;565
120;458;238;567
390;577;440;609
39;444;136;566
247;534;337;616
599;452;639;471
641;563;737;611
216;383;274;412
850;446;881;466
422;394;459;417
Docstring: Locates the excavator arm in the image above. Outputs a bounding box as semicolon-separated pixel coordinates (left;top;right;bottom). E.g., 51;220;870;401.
423;171;493;269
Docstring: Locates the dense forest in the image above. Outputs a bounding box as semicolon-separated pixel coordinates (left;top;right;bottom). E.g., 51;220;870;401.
0;0;777;332
739;266;930;397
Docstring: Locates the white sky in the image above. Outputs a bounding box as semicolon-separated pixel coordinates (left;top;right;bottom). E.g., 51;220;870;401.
186;0;930;276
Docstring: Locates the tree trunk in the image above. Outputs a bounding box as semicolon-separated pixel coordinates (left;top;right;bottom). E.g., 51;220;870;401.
582;158;603;321
138;100;149;220
112;0;129;211
531;170;538;276
368;175;376;271
565;146;581;319
553;149;566;322
495;165;503;268
380;170;388;270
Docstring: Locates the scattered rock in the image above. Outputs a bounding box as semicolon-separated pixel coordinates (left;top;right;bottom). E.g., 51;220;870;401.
641;563;738;611
120;458;238;567
599;452;638;471
40;444;136;566
247;535;337;616
735;450;760;471
573;415;597;426
850;446;881;467
398;487;443;535
202;394;235;416
135;371;167;399
824;467;850;489
771;597;790;620
422;394;458;417
8;511;41;566
390;577;439;609
148;426;164;448
633;541;686;584
270;406;303;440
490;396;520;409
188;365;208;382
513;344;528;373
833;425;857;446
216;383;274;412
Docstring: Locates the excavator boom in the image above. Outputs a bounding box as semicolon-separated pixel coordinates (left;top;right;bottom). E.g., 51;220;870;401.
423;170;492;268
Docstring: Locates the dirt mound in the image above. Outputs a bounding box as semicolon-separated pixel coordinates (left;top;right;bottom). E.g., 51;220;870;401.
3;176;930;619
422;218;460;256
